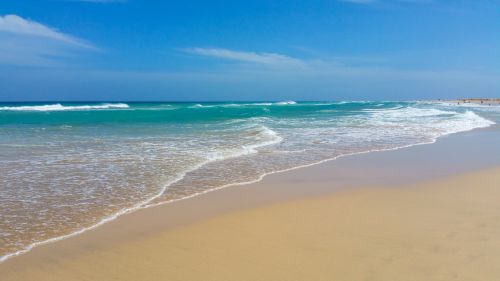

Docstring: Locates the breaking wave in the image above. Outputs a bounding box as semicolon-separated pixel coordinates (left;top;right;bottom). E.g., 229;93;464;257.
0;103;129;111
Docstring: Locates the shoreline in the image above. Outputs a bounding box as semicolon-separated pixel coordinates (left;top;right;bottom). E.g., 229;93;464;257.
0;135;438;264
1;120;495;264
440;98;500;106
1;124;499;277
1;126;499;279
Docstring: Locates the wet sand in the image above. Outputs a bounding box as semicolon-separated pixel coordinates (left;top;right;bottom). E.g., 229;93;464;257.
1;127;500;280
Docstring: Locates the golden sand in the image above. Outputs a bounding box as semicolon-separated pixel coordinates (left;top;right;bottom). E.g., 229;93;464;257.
2;167;500;281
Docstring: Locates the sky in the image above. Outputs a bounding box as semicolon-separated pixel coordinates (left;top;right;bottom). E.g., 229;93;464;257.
0;0;499;101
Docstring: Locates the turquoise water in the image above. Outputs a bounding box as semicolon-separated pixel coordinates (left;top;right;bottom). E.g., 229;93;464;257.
0;101;498;262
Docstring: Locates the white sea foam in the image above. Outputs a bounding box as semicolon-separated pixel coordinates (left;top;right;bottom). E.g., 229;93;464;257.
190;103;273;108
190;102;298;108
368;107;455;118
275;100;297;105
0;103;129;111
190;101;300;108
204;125;282;161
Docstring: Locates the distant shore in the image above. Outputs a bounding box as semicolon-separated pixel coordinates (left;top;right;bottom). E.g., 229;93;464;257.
440;98;500;105
2;123;500;280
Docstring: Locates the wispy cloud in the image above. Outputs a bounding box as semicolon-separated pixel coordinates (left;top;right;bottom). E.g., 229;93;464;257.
182;48;306;67
0;14;96;49
0;14;98;66
177;46;498;90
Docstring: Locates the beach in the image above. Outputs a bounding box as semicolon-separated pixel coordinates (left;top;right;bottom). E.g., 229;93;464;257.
1;124;500;280
445;98;500;106
2;1;499;279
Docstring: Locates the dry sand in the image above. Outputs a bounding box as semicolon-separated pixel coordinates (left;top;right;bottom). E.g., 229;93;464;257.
2;166;500;281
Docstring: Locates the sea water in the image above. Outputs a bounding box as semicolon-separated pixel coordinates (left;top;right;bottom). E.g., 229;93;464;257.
0;101;498;261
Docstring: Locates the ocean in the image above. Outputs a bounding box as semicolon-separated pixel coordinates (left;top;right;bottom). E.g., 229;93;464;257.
0;101;498;262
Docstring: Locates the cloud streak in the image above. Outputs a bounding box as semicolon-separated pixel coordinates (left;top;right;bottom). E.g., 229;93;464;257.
182;48;306;67
0;14;98;66
0;14;96;49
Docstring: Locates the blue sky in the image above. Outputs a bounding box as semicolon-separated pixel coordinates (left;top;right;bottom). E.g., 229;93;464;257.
0;0;499;101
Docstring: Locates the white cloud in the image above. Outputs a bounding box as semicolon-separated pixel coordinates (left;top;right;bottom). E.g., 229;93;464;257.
0;14;98;66
182;48;306;67
0;14;96;49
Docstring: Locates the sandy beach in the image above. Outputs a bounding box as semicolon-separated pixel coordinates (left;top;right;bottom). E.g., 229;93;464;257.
446;98;500;106
3;0;500;279
1;127;500;280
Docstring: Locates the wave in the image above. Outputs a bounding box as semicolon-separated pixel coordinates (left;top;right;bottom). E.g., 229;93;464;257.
440;110;495;135
361;105;404;112
204;125;283;162
0;103;130;111
275;101;297;105
366;107;455;117
189;101;300;109
189;103;273;109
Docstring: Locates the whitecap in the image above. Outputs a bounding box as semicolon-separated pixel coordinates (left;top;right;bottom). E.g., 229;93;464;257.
0;103;129;112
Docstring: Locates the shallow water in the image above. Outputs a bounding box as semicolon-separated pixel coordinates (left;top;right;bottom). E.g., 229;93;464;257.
0;101;498;261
